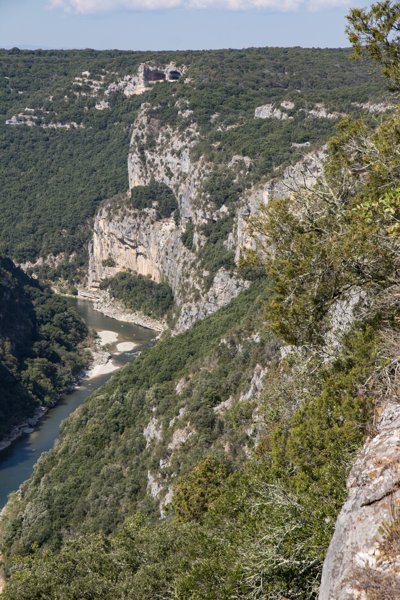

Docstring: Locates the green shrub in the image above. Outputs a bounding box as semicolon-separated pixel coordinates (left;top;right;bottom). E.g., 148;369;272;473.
181;221;195;250
172;455;229;523
100;271;173;318
130;180;178;220
102;257;116;268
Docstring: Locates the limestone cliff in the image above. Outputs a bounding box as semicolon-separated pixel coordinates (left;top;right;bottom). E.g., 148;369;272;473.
88;103;248;332
319;401;400;599
88;102;324;333
127;103;206;212
228;148;325;263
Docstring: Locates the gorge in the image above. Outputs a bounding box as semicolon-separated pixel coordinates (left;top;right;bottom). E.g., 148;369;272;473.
0;297;156;509
0;9;399;597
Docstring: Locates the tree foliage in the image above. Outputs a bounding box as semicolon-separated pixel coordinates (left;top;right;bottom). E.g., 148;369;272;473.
130;180;178;220
100;271;174;318
347;0;400;89
250;109;399;347
0;257;89;440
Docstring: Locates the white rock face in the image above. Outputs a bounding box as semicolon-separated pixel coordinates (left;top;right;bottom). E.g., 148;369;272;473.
175;268;249;332
228;148;325;264
143;416;162;448
42;121;85;130
319;402;400;599
6;113;37;126
291;141;310;148
323;289;367;357
88;202;179;286
214;396;234;415
147;470;163;499
304;103;346;120
88;103;248;333
169;406;187;426
6;111;84;129
160;487;174;518
105;63;183;98
168;423;194;451
72;72;106;97
240;364;268;402
281;100;295;110
175;379;187;396
127;103;206;222
228;155;253;170
255;103;291;120
20;252;73;273
352;101;396;114
95;100;110;111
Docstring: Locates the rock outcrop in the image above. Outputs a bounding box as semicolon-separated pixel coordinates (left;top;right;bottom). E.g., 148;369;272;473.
88;197;247;333
127;103;207;220
87;102;327;333
88;201;180;286
254;103;292;120
319;402;400;599
105;63;183;98
88;103;248;333
228;148;324;263
87;104;324;335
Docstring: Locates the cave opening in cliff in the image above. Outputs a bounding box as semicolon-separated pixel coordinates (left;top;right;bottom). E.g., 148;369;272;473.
145;68;166;82
168;70;181;81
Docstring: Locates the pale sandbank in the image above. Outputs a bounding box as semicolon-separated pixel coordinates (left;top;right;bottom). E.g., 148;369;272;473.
116;341;137;352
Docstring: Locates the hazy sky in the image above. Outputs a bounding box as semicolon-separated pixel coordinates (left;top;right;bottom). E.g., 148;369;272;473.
0;0;369;50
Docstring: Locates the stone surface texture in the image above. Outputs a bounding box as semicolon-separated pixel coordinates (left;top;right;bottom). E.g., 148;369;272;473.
319;402;400;599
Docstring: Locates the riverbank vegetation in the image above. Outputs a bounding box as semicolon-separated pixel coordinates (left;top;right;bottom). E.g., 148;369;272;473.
0;257;89;442
99;272;174;318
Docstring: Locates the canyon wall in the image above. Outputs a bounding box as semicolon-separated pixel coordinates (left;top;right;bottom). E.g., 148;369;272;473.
87;103;249;332
87;102;323;332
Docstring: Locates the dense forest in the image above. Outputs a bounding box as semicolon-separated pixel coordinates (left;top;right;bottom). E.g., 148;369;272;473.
0;45;388;270
100;272;174;319
0;257;89;442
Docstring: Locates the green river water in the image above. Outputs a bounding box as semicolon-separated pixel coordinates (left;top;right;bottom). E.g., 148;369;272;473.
0;298;155;509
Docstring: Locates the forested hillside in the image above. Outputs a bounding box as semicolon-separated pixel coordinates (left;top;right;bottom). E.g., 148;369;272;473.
0;3;399;598
1;65;399;598
0;257;89;443
0;46;388;268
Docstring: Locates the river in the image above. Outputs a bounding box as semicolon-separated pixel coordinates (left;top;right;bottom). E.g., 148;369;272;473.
0;298;156;509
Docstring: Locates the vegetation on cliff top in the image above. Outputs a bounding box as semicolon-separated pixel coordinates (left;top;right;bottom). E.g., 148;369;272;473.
130;180;178;221
0;45;387;270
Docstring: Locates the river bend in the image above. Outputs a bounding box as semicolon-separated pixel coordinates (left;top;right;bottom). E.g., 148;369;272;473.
0;298;155;509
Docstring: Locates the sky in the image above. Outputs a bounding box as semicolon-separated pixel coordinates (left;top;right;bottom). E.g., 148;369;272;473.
0;0;370;50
